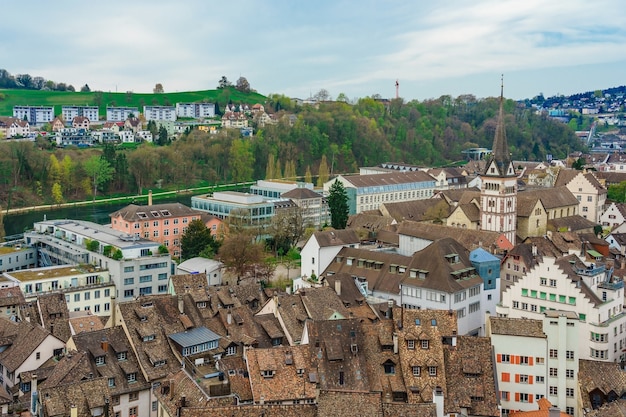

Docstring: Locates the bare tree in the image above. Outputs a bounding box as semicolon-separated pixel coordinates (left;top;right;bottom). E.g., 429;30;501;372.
153;83;164;93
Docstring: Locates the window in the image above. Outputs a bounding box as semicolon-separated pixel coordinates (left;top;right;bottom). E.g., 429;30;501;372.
112;396;120;406
158;285;167;293
84;292;90;301
127;372;137;383
139;275;152;283
158;273;168;280
226;345;237;356
549;386;558;396
124;289;134;298
549;349;558;359
590;348;608;359
549;368;558;377
124;278;134;285
566;407;575;416
152;401;158;412
94;290;100;299
520;356;529;365
95;356;106;366
124;266;134;273
104;302;110;311
566;387;574;397
407;340;415;350
566;350;574;360
591;332;608;343
519;393;529;403
536;375;544;383
117;351;127;361
74;293;80;302
428;366;437;376
36;352;40;360
540;278;547;286
129;406;137;417
549;279;557;287
384;362;395;375
140;287;152;295
421;340;429;349
500;391;510;401
129;392;138;401
501;354;511;363
104;289;110;297
412;366;421;376
519;374;529;383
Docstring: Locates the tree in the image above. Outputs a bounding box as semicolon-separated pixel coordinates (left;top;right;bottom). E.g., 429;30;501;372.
125;90;133;103
265;154;276;179
157;126;169;146
304;166;313;184
314;89;330;101
51;183;64;205
236;76;251;93
572;157;586;170
218;230;264;282
80;84;91;92
153;83;164;93
328;179;349;229
317;155;329;186
0;205;4;242
93;91;103;107
228;139;254;182
217;76;232;89
180;219;221;261
336;92;349;103
267;206;306;254
83;156;114;201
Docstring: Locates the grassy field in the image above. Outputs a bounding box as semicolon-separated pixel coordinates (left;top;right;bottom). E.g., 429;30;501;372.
0;88;266;118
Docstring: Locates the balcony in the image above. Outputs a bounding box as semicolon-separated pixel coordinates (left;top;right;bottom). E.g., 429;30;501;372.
598;280;624;291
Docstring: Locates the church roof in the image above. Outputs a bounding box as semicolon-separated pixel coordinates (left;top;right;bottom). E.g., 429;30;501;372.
484;79;514;177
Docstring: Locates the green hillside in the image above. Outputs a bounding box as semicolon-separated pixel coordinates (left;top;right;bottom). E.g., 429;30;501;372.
0;88;266;118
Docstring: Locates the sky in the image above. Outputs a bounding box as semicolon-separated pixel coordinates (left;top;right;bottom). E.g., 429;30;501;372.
2;0;625;101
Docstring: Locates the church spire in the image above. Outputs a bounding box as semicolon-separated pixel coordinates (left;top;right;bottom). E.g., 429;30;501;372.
485;75;514;177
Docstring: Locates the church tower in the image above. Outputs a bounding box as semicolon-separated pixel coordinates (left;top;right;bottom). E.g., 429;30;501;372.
480;77;517;245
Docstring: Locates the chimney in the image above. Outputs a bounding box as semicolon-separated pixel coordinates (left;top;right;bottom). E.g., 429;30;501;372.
101;337;109;353
178;294;184;314
110;294;116;325
70;404;78;417
334;279;341;296
148;189;153;206
387;300;394;319
227;310;232;325
392;332;398;354
532;244;537;257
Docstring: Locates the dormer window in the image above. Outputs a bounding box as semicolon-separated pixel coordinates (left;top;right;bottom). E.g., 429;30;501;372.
407;340;415;350
421;340;429;349
95;355;106;366
108;378;115;387
445;254;459;264
415;319;421;326
262;370;275;378
127;372;137;383
117;351;127;361
143;334;155;342
383;360;396;375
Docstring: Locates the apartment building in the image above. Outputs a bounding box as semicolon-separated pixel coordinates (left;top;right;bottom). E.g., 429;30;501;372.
12;105;54;125
175;102;215;118
61;105;99;122
143;106;176;122
24;219;173;302
106;107;139;122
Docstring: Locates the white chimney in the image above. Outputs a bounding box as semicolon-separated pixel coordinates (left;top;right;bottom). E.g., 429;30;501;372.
334;279;341;296
148;189;153;206
227;310;232;325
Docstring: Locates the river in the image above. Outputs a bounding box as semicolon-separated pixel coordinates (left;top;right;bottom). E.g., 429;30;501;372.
3;195;192;237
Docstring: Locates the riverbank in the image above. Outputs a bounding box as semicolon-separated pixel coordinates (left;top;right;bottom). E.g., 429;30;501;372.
4;181;255;216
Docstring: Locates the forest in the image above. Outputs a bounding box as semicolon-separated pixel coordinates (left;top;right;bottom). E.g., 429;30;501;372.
0;94;585;209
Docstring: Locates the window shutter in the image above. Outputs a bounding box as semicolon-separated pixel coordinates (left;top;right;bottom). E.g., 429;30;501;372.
515;392;520;402
529;357;534;366
529;375;534;384
529;395;534;403
515;374;520;383
497;354;502;363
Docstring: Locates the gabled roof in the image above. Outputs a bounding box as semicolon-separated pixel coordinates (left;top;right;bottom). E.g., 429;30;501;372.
396;221;512;252
517;186;579;214
380;199;451;223
0;317;61;373
313;229;359;247
110;202;201;222
340;170;435;188
489;316;545;338
548;215;596;233
0;287;25;308
444;336;499;416
37;292;72;342
281;187;322;200
405;238;484;294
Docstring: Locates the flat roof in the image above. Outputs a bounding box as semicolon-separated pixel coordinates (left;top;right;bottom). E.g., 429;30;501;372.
6;265;104;282
169;326;220;348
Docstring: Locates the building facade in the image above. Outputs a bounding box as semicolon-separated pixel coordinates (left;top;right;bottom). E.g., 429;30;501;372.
106;107;139;122
13;106;54;125
61;106;99;122
143;106;176;122
175;102;215;118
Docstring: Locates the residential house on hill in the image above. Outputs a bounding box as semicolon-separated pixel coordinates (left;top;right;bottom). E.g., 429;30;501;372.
0;117;30;138
71;116;90;130
50;117;64;132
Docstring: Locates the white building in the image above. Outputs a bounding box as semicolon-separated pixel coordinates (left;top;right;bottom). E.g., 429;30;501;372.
61;106;99;123
118;130;135;143
13;106;54;125
299;229;360;280
324;171;437;214
2;264;115;316
488;312;580;417
143;106;176;122
106;107;139;122
25;219;173;303
175;102;215;119
496;254;626;363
